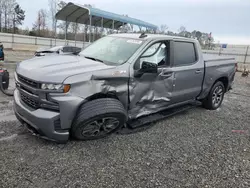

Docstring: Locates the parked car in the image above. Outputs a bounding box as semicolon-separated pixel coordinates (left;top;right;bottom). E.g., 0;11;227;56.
34;46;82;57
14;34;237;143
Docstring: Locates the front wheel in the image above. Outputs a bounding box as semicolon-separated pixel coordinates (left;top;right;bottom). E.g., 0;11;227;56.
202;81;225;110
71;98;127;140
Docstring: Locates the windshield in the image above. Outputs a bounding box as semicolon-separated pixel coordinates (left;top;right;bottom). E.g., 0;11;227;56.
80;36;143;65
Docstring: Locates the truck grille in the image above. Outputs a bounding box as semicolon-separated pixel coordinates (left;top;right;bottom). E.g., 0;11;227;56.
20;93;39;109
18;74;39;88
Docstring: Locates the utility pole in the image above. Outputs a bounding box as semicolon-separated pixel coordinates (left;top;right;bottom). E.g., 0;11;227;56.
13;13;16;34
243;46;249;64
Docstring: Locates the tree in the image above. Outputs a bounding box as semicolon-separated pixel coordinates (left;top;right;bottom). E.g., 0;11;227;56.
120;24;131;33
159;24;168;34
184;32;191;38
57;1;70;31
0;0;3;31
14;4;25;25
195;31;202;41
33;9;47;36
1;0;16;32
48;0;58;36
13;4;25;33
178;26;186;36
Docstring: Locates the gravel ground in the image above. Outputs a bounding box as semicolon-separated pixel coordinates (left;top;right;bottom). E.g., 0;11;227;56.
0;66;250;188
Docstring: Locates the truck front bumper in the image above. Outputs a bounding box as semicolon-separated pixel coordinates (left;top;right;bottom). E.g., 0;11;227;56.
14;89;69;143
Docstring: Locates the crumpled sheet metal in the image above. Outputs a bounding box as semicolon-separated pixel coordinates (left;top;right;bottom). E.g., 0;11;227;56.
128;74;173;119
64;68;130;110
64;67;173;121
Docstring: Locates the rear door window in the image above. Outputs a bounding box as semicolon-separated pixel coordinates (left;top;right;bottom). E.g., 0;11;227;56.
174;42;197;66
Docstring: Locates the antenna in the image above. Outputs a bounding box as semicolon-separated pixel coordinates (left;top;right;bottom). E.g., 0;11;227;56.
139;32;147;38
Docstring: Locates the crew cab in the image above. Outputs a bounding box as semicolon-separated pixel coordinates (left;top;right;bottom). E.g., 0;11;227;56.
14;34;237;143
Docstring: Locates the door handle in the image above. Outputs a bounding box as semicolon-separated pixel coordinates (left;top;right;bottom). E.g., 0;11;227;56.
195;70;202;74
160;71;173;78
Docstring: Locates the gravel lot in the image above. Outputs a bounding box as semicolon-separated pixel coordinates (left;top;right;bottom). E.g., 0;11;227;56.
0;63;250;188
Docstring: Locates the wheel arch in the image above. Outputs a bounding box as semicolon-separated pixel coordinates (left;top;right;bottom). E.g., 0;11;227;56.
215;76;229;91
86;92;119;101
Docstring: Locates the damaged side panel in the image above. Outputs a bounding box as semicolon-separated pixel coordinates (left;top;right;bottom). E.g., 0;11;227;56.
128;68;174;119
61;64;130;123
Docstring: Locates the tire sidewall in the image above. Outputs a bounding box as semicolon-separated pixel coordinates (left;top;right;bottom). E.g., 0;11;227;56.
72;112;126;140
209;81;225;110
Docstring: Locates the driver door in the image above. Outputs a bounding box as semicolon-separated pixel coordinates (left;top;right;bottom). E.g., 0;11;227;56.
128;40;174;119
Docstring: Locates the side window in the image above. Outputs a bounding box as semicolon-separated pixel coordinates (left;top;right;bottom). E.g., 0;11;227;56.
174;42;197;66
140;42;167;67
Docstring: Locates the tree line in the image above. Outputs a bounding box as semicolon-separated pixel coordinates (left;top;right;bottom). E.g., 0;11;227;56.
0;0;25;33
0;0;215;49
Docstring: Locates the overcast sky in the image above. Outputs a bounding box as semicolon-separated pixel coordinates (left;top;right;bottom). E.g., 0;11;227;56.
17;0;250;44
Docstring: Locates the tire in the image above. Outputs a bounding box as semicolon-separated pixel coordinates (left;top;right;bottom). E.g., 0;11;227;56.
71;98;127;140
202;81;225;110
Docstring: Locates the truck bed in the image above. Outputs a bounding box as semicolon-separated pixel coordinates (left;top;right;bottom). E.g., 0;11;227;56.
198;53;236;100
203;54;235;62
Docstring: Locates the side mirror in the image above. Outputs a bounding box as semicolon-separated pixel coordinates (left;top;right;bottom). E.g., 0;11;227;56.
140;61;158;73
134;61;158;77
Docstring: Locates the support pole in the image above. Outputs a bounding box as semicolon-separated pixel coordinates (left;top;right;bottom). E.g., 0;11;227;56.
101;17;104;36
244;46;249;64
54;20;57;46
65;20;68;45
74;23;78;47
112;20;115;33
89;15;92;42
83;25;85;48
130;24;133;32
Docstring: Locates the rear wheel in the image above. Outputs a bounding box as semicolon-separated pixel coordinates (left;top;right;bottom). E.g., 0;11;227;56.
71;98;127;140
202;81;225;110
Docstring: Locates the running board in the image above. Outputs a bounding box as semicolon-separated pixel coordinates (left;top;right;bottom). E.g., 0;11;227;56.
117;101;202;135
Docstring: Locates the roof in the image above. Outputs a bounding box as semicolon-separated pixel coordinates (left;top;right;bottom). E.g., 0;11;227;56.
109;33;198;42
55;2;158;30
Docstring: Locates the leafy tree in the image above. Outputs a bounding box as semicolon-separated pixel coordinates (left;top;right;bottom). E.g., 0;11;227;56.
13;4;25;33
14;4;25;25
195;31;202;40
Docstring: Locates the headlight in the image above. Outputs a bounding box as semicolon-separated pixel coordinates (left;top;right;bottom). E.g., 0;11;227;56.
41;83;70;93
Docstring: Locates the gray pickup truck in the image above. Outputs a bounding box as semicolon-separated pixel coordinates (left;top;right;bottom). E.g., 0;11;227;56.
14;34;237;143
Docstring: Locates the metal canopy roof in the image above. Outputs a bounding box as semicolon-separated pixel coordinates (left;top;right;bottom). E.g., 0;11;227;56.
55;2;157;30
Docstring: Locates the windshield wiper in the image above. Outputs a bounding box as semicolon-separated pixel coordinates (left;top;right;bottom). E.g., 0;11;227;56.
84;56;104;63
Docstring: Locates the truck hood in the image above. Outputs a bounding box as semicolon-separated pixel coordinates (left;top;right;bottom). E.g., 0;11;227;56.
16;55;115;83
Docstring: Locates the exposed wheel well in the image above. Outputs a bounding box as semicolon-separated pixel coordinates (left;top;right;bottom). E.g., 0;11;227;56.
86;92;119;101
216;77;229;91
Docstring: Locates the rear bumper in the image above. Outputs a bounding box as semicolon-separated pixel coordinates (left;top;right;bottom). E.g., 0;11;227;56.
14;89;69;143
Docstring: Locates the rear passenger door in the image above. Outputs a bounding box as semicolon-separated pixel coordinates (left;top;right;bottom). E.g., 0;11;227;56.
171;41;204;103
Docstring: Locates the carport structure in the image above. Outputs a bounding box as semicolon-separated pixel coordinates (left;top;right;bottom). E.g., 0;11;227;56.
55;2;157;42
